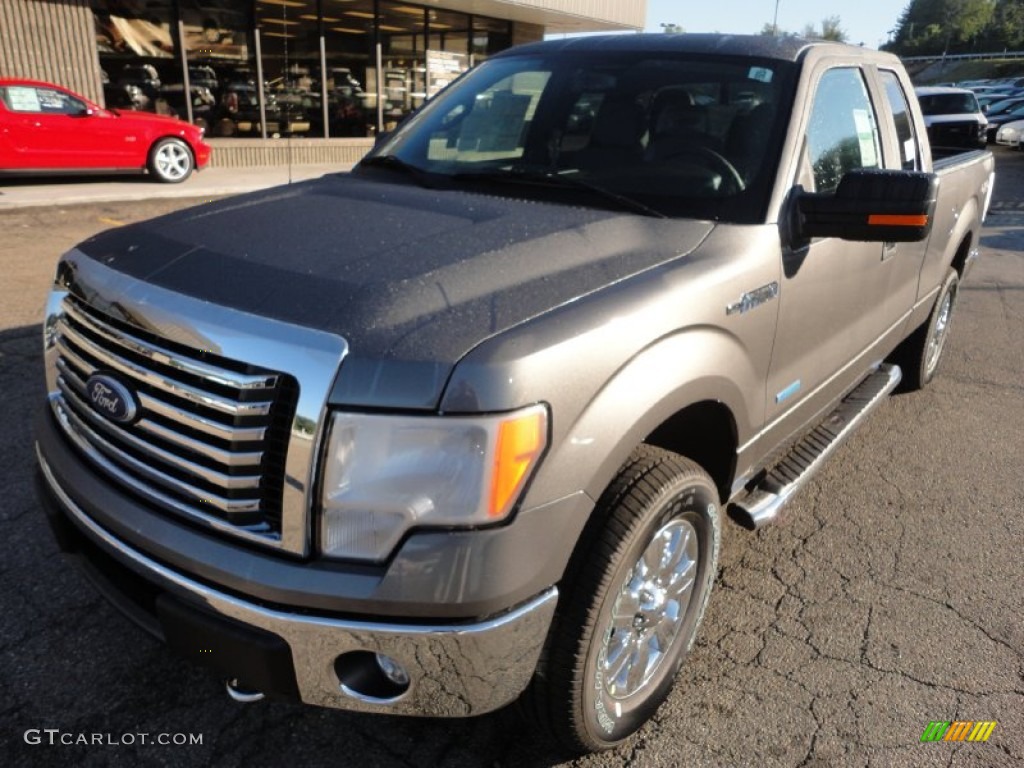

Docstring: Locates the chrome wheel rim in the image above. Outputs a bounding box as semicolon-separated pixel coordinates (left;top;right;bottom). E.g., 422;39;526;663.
925;289;954;376
599;518;699;701
155;143;191;180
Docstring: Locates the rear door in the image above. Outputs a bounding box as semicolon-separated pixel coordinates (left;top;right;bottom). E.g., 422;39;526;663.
873;68;931;328
764;64;906;437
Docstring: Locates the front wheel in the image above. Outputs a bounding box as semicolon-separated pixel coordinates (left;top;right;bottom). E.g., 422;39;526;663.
148;138;194;183
524;445;720;754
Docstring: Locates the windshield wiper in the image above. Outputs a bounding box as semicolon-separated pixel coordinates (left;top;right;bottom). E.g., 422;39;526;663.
452;166;667;219
357;154;436;187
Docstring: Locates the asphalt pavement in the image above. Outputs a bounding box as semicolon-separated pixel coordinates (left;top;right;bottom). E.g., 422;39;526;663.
0;150;1021;767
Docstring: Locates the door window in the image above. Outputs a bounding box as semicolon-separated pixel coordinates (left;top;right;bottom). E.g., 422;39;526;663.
805;68;882;193
0;86;86;115
879;70;920;171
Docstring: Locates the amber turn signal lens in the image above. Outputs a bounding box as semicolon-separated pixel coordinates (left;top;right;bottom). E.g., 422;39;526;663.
489;408;548;519
867;214;929;227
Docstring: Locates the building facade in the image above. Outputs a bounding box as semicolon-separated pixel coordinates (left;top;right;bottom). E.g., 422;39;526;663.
1;0;643;160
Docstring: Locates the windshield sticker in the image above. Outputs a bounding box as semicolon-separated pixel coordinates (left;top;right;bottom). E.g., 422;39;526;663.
748;67;773;83
6;86;41;112
852;109;878;166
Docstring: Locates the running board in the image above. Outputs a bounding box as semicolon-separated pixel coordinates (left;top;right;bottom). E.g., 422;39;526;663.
730;364;902;530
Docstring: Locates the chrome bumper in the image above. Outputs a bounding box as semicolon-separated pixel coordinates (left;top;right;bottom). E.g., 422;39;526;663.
38;450;557;717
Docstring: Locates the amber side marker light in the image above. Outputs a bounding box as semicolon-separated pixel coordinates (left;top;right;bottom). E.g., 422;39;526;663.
867;214;930;227
488;408;548;519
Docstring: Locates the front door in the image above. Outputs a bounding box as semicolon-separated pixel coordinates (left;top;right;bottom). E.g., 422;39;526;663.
0;85;121;169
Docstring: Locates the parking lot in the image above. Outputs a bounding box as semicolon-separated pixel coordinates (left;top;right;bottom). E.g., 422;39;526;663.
1;151;1022;767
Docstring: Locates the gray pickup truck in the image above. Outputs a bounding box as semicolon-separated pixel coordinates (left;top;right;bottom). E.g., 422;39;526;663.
35;35;994;753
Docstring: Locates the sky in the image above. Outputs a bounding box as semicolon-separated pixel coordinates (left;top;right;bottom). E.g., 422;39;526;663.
643;0;910;49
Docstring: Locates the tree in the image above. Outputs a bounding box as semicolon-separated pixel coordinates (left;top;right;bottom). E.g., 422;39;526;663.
821;15;849;41
886;0;999;54
954;0;997;44
796;16;849;41
988;0;1024;49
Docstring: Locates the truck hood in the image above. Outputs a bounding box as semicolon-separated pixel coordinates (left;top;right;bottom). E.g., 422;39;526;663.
74;174;714;409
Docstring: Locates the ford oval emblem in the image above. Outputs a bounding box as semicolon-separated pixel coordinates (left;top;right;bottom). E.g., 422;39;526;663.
84;374;138;424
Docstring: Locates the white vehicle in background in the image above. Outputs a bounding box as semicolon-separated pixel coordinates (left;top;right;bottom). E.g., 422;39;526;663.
994;118;1024;148
915;86;988;149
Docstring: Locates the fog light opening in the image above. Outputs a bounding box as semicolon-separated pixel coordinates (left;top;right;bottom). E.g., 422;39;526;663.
334;651;411;703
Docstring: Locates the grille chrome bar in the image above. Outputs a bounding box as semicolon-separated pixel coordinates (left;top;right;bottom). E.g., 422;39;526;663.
138;391;268;443
57;376;262;491
63;300;279;391
57;359;264;468
55;397;262;516
57;327;273;418
134;419;263;468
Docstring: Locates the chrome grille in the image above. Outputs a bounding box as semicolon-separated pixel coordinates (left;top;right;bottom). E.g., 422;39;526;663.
50;295;297;544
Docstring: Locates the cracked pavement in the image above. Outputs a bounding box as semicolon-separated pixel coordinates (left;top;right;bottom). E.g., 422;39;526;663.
1;153;1022;767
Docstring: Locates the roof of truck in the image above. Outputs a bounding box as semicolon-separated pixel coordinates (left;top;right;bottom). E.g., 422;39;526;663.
495;33;864;63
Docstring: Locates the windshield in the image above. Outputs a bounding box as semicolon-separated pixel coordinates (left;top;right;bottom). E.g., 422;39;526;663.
918;93;980;115
363;52;797;222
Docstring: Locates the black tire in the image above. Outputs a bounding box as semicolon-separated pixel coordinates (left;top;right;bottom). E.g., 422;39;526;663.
147;137;194;183
894;267;959;391
524;445;720;754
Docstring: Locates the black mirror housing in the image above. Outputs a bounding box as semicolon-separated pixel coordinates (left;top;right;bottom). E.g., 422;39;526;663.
796;169;939;243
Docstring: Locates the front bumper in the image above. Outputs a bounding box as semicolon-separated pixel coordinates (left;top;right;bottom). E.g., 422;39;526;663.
37;447;557;717
194;139;213;169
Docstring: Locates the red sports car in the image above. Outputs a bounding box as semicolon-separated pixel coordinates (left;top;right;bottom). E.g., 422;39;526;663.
0;78;212;183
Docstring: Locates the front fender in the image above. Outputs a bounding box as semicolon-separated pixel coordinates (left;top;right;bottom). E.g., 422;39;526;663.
526;326;759;506
440;224;780;511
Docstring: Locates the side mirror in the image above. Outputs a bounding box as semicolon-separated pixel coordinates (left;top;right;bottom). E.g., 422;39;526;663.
795;169;939;243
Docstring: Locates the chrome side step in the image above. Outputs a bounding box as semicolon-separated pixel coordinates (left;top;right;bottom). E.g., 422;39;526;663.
730;364;902;529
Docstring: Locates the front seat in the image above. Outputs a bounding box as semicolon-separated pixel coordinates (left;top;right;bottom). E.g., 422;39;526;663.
577;96;646;170
725;102;776;184
645;88;722;163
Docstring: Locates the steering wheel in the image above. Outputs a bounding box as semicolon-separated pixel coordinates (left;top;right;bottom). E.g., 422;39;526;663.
660;146;746;193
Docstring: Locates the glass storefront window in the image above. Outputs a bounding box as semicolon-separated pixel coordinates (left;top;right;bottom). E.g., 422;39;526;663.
424;9;469;99
379;2;428;129
179;0;257;136
471;16;512;62
256;0;320;137
89;1;510;138
93;0;174;113
323;0;375;137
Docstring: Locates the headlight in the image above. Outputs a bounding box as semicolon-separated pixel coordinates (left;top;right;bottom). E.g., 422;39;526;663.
320;405;548;561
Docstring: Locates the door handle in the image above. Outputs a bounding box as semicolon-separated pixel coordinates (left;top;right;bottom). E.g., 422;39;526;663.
882;241;897;260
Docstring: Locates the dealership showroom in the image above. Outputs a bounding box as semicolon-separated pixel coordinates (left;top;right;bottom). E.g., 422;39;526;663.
1;0;643;162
